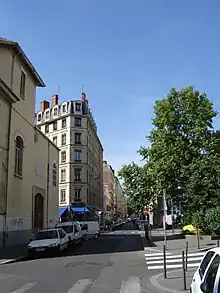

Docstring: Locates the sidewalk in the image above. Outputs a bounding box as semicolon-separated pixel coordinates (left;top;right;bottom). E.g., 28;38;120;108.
0;243;28;265
150;267;194;293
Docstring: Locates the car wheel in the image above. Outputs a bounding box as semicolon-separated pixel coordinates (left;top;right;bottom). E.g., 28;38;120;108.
184;229;190;235
94;233;99;240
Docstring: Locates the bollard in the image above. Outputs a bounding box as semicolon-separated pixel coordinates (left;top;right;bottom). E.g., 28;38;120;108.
185;241;188;271
197;228;200;249
163;244;167;279
217;240;219;247
182;251;187;290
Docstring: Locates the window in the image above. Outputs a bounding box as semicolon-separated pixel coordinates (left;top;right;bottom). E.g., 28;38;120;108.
62;104;66;113
75;117;81;127
20;70;26;98
75;103;81;111
75;150;81;162
75;189;81;201
54;108;58;116
15;136;24;176
74;168;81;181
52;163;57;186
61;134;66;145
62;119;66;128
53;122;57;130
203;255;220;293
74;224;78;233
60;189;66;203
61;169;66;182
58;229;65;239
53;136;57;145
61;151;66;163
199;251;215;278
37;114;41;122
75;133;81;144
46;111;50;119
45;125;49;133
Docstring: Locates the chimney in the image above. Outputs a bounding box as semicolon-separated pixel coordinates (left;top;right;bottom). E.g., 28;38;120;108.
40;100;50;112
52;94;58;107
82;92;88;104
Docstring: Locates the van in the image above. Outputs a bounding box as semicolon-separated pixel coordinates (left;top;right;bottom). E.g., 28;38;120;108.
56;221;83;246
80;221;100;240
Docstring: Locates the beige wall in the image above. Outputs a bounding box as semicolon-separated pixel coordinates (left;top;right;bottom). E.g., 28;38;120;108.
0;45;36;124
0;42;59;247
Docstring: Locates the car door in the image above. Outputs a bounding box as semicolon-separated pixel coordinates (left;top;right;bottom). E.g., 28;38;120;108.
61;229;69;247
191;250;215;293
201;254;220;293
58;229;66;250
74;224;80;241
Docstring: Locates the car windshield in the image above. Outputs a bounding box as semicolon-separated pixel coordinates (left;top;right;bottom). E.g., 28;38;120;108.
58;226;73;233
34;230;58;240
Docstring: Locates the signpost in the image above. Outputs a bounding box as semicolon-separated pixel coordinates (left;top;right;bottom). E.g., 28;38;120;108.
163;189;167;249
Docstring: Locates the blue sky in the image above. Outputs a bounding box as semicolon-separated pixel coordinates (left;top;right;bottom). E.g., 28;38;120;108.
1;0;220;173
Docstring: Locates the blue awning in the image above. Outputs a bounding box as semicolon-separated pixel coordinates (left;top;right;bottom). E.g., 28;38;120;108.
59;206;68;216
71;206;89;213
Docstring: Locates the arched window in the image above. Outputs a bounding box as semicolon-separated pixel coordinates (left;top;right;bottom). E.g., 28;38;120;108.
52;163;57;186
15;136;24;176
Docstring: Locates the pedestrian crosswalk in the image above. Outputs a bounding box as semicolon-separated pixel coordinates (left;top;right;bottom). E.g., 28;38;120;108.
2;276;143;293
145;249;205;270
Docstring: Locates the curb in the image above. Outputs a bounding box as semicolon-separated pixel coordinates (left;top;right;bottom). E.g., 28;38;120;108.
150;271;183;293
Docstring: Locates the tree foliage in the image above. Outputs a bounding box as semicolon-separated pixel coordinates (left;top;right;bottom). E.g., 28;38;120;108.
119;86;220;222
139;86;217;206
118;162;152;215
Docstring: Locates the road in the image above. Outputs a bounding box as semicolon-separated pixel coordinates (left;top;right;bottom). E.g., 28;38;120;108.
0;222;158;293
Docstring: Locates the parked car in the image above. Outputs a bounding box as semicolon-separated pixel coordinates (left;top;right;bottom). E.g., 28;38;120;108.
56;221;83;246
28;228;69;258
190;247;220;293
183;224;198;235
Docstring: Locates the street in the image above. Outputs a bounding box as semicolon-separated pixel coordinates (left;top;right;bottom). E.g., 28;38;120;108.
0;223;158;293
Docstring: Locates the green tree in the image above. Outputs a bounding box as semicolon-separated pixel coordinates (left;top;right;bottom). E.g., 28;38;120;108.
139;86;217;208
118;162;152;215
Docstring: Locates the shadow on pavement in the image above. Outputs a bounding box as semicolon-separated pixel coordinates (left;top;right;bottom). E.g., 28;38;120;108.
150;234;185;242
18;233;144;262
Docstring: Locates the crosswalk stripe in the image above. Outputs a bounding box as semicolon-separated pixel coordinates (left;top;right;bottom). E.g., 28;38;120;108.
147;256;202;264
120;276;141;293
11;283;37;293
145;253;205;260
148;262;201;270
144;252;171;257
144;252;205;258
66;279;93;292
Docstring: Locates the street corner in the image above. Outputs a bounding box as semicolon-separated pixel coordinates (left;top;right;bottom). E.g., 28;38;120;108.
150;268;194;293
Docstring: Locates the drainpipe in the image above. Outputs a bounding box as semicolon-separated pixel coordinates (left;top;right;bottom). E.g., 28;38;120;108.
46;140;50;228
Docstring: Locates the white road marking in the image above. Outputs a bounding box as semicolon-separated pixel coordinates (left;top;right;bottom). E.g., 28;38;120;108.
144;247;163;252
120;276;141;293
147;256;202;264
145;252;205;260
144;252;171;257
0;259;15;264
11;283;36;293
66;279;93;292
148;262;200;270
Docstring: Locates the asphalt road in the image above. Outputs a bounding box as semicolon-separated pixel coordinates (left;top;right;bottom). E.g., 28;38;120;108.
0;223;158;293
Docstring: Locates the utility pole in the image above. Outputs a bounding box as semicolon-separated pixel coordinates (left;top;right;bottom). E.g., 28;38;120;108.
163;189;167;249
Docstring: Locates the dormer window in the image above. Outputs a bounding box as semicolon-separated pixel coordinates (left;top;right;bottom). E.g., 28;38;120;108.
46;110;50;119
62;104;66;113
54;108;58;116
75;103;81;112
37;114;41;122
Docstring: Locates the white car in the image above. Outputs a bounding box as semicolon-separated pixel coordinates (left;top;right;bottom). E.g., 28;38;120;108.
190;247;220;293
28;228;69;257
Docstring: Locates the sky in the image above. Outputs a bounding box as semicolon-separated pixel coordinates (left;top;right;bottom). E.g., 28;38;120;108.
1;0;220;173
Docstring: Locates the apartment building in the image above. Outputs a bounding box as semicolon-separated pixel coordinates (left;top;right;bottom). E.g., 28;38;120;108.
36;93;103;211
103;160;115;219
115;176;126;219
0;38;59;247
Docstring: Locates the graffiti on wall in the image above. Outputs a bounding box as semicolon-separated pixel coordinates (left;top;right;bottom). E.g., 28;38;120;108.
10;217;24;227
